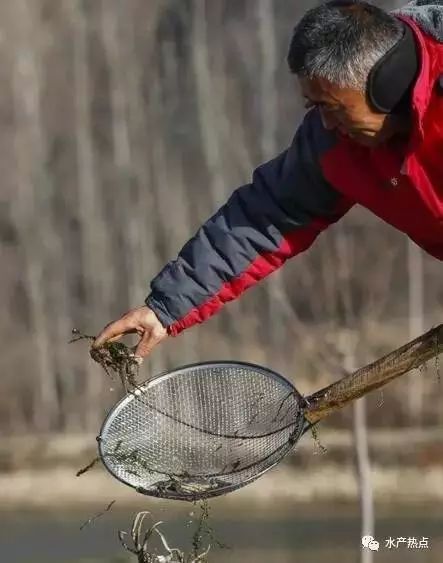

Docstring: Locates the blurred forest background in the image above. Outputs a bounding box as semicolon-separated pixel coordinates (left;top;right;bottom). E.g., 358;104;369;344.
1;0;442;439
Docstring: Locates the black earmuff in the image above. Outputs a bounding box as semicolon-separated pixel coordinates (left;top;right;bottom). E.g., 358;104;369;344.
367;21;419;114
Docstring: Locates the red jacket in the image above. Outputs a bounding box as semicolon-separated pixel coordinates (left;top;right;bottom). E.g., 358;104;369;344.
146;8;443;336
322;15;443;260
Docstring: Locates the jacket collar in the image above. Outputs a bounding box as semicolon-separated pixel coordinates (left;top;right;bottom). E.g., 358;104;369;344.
396;15;434;142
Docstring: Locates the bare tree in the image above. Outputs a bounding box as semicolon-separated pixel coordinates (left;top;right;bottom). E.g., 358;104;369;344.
65;0;114;428
10;0;60;432
407;240;425;424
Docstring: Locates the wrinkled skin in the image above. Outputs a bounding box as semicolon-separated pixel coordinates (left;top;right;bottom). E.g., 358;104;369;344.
93;306;167;361
298;75;411;148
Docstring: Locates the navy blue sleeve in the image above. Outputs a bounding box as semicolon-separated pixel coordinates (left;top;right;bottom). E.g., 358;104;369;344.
145;109;354;335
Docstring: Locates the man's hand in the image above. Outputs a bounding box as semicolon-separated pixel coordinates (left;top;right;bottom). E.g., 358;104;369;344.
92;306;168;361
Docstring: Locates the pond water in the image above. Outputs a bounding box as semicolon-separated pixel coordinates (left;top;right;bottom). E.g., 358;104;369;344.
0;502;442;562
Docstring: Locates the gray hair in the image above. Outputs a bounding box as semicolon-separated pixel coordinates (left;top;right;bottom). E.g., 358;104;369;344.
287;1;404;91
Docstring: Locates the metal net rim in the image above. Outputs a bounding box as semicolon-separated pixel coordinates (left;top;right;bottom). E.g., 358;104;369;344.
97;360;306;500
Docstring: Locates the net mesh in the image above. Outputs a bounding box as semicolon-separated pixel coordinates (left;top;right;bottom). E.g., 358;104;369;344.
99;362;305;500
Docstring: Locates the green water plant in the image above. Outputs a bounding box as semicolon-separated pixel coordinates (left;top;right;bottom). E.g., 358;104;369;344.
70;328;140;392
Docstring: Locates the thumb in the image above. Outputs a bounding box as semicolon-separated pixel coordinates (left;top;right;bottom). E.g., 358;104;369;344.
134;329;164;360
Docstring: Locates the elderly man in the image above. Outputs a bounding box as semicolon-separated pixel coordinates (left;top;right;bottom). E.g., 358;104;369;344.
94;0;443;358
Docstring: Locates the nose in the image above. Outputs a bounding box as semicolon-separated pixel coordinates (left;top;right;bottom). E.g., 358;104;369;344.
319;107;339;131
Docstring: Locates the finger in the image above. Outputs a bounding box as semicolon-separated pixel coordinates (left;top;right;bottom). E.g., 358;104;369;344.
93;318;133;348
134;330;162;360
106;333;124;343
107;328;140;343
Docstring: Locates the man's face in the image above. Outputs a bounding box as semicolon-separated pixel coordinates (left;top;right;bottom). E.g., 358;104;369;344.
298;75;400;147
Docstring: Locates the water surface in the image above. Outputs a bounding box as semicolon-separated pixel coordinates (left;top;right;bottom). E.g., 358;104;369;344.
1;503;442;562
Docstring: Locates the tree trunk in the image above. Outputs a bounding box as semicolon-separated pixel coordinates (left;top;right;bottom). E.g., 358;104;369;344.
11;0;59;432
67;0;109;429
407;239;424;424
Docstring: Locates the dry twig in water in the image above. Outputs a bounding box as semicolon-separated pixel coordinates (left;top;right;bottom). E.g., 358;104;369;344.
119;510;212;563
80;500;116;531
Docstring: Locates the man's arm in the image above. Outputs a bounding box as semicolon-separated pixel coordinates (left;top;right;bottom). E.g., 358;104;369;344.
94;109;354;357
146;109;354;336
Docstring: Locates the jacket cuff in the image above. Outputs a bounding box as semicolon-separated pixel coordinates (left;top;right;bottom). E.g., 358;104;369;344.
145;293;176;332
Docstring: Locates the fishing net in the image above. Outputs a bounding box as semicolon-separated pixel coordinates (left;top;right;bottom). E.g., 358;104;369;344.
99;362;306;501
96;324;443;501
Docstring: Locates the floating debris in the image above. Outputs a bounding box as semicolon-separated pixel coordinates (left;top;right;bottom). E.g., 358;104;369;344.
80;500;116;531
310;424;327;455
76;456;100;477
118;508;220;563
